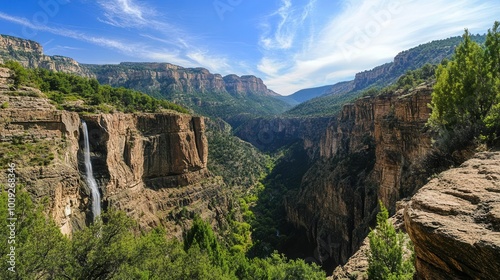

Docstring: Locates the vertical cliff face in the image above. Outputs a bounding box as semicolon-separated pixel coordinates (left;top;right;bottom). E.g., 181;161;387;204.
0;73;85;235
0;67;218;235
285;85;434;271
223;74;279;96
80;112;216;231
87;62;279;98
82;113;208;192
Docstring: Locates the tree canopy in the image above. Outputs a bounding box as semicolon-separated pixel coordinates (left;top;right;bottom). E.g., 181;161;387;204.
429;22;500;143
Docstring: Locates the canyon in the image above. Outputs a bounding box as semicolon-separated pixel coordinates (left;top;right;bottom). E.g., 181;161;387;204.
1;33;499;279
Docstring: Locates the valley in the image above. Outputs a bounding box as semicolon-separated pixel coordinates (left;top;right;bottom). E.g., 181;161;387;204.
0;20;499;280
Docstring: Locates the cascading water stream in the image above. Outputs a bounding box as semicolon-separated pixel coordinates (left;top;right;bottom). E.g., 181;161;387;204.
82;120;101;221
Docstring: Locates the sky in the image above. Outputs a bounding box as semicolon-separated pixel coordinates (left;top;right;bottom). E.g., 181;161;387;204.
0;1;499;95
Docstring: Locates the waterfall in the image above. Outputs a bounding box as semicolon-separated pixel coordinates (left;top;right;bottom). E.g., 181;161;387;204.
82;120;101;220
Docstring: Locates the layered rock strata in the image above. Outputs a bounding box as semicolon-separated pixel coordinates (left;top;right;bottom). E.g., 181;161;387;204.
0;67;215;235
405;152;500;280
286;85;434;271
0;35;94;77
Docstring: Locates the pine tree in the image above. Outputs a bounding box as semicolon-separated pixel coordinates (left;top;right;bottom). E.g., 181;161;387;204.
367;201;414;280
429;21;500;141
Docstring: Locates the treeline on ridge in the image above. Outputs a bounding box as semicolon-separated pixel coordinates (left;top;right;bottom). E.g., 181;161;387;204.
2;61;189;114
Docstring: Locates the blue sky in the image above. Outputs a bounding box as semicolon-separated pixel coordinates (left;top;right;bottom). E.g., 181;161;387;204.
0;0;499;95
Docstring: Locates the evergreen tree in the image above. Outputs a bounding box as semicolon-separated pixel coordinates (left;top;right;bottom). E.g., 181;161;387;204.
429;21;500;142
368;201;414;280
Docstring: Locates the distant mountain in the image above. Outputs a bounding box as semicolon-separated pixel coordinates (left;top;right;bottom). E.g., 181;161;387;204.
0;34;291;126
285;34;486;117
84;62;291;126
285;85;334;104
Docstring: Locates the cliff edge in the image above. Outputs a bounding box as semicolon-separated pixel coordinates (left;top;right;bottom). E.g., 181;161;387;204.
405;151;500;279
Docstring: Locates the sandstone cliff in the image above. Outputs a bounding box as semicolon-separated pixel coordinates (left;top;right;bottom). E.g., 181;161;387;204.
0;35;94;77
0;34;290;124
0;67;220;236
86;62;279;98
405;151;500;280
284;85;434;271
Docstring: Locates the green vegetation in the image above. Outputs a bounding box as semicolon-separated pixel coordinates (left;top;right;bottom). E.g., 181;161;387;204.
429;22;500;145
248;143;313;257
3;60;28;88
284;87;361;117
0;187;325;279
207;119;272;188
0;140;57;168
1;61;189;114
368;201;415;280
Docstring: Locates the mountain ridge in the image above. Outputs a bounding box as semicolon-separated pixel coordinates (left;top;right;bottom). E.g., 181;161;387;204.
284;34;486;116
0;34;291;125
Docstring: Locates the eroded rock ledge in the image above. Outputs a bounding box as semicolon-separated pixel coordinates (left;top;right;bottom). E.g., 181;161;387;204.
405;152;500;279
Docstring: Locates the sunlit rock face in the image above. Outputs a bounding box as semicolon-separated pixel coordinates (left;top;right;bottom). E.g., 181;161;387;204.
405;152;500;280
284;85;433;271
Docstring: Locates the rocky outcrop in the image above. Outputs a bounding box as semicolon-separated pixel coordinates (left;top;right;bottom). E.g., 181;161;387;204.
404;152;500;280
0;67;217;235
353;63;393;90
0;35;94;77
82;113;208;192
0;77;85;235
285;85;434;272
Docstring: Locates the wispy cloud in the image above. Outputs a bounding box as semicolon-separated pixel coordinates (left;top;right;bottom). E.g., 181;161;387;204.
259;0;317;50
0;12;139;53
97;0;153;27
94;1;236;73
0;12;199;67
258;0;500;95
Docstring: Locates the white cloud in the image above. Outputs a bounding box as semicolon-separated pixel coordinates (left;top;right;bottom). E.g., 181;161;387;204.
257;57;287;76
259;0;317;50
186;51;232;74
0;12;199;67
97;0;152;27
0;12;140;53
259;0;500;95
